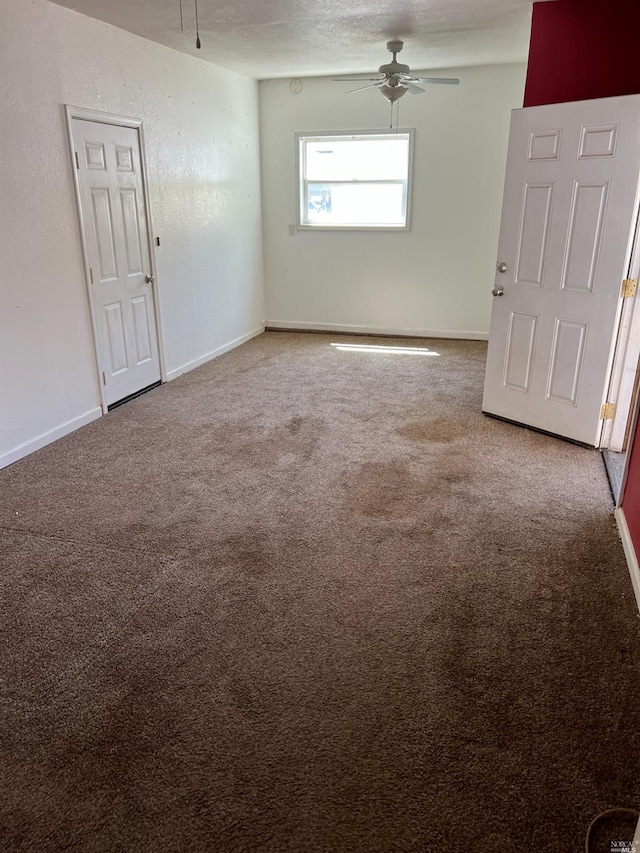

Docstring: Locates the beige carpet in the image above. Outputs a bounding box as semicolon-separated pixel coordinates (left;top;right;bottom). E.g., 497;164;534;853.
1;331;639;852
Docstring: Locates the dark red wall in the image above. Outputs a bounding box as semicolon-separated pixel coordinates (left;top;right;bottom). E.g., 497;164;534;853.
621;422;640;522
523;0;640;545
524;0;640;107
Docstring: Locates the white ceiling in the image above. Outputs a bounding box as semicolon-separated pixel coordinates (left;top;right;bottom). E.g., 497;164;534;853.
49;0;543;80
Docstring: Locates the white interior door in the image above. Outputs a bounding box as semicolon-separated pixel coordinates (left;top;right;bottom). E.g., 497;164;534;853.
482;95;640;446
71;117;161;408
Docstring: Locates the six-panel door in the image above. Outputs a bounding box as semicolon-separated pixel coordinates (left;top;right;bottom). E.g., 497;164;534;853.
72;119;161;407
482;95;640;446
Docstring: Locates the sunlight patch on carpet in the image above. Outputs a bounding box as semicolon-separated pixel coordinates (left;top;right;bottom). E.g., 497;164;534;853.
330;343;440;356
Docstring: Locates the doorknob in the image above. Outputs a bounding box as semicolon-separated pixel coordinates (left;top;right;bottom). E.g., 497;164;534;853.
491;285;505;297
145;274;155;284
497;262;508;273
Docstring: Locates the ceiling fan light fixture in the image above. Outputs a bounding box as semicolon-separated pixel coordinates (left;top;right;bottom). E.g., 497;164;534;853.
379;84;407;104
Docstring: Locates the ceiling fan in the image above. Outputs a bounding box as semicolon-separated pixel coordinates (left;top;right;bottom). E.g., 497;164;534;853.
333;40;460;103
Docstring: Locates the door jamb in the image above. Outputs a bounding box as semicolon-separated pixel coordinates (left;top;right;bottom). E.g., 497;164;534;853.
64;105;167;414
601;201;640;451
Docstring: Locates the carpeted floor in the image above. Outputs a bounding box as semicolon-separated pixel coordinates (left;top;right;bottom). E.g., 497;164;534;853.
1;331;639;852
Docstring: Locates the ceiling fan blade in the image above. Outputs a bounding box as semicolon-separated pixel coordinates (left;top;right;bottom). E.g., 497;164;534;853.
332;76;384;82
413;77;460;85
346;83;382;94
405;82;426;95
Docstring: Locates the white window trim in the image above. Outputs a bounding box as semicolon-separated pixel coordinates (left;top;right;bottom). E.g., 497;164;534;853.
295;129;415;232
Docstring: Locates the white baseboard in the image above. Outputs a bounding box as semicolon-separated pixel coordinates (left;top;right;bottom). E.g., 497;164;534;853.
165;326;265;381
2;329;264;469
265;320;489;341
0;407;102;470
614;506;640;616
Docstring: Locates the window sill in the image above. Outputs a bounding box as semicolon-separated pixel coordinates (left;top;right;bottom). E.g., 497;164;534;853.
296;224;411;232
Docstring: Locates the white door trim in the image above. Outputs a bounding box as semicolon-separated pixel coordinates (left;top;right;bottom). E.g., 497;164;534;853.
64;105;166;413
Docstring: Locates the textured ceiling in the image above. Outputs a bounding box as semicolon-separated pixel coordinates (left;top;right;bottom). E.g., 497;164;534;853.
49;0;542;79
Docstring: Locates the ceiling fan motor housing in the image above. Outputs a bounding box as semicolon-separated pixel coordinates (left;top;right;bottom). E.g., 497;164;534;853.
378;61;410;76
380;38;409;76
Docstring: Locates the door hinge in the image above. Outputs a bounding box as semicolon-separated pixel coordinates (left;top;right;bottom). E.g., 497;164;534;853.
89;267;94;284
102;371;106;386
600;402;616;419
621;278;638;298
75;151;80;170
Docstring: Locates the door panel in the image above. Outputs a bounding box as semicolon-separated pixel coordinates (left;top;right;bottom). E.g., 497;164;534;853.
132;296;153;364
562;182;608;292
546;319;587;404
120;189;144;275
91;188;118;280
515;183;553;287
482;95;640;446
72;118;160;406
105;302;128;374
85;142;106;170
504;312;538;393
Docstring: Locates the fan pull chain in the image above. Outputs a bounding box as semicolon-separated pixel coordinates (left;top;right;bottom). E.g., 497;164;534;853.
194;0;201;48
179;0;183;31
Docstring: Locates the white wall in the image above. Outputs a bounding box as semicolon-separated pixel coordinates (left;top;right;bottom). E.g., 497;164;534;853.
259;65;526;337
0;0;264;467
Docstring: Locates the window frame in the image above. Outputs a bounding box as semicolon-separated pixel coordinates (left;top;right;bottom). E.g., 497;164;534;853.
295;129;415;232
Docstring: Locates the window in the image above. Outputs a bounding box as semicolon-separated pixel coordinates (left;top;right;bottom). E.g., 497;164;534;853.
296;130;414;230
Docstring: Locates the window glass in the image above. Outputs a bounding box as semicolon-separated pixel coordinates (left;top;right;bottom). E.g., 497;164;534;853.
305;138;410;182
298;131;413;230
306;183;406;225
